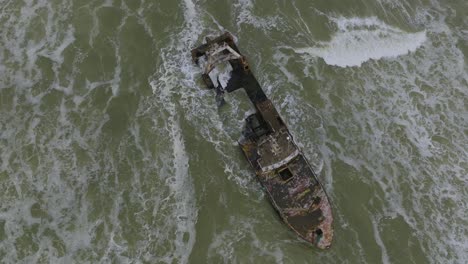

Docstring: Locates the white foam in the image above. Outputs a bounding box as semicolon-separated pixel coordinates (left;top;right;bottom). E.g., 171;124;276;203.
41;26;76;65
147;0;204;262
370;214;390;264
208;217;285;263
273;52;301;87
295;17;427;67
0;0;131;261
234;0;281;31
295;12;467;264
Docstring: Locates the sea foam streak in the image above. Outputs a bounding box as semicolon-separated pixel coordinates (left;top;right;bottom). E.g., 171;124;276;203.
148;0;202;262
296;17;427;67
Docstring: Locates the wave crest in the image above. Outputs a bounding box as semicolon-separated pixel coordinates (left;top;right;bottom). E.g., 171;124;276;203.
296;17;426;67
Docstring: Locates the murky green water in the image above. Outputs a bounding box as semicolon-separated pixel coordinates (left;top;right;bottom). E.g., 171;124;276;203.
0;0;467;263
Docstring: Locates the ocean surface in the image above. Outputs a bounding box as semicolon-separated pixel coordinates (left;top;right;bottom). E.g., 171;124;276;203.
0;0;467;263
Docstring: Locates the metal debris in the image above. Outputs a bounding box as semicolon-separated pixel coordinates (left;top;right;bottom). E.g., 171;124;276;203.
192;32;334;249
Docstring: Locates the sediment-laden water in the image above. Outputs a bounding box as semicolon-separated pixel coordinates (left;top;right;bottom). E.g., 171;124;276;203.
0;0;467;263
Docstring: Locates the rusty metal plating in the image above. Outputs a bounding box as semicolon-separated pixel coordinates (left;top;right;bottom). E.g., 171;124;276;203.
192;32;334;249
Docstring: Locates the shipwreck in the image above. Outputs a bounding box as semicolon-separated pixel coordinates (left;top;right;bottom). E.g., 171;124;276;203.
192;32;333;249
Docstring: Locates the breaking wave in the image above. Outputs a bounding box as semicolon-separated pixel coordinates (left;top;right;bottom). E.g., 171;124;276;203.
295;17;427;67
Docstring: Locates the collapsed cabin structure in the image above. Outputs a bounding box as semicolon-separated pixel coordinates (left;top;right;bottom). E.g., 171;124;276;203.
191;32;333;249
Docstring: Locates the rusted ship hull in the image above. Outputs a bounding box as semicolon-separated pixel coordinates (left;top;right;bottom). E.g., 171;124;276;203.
191;32;333;249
